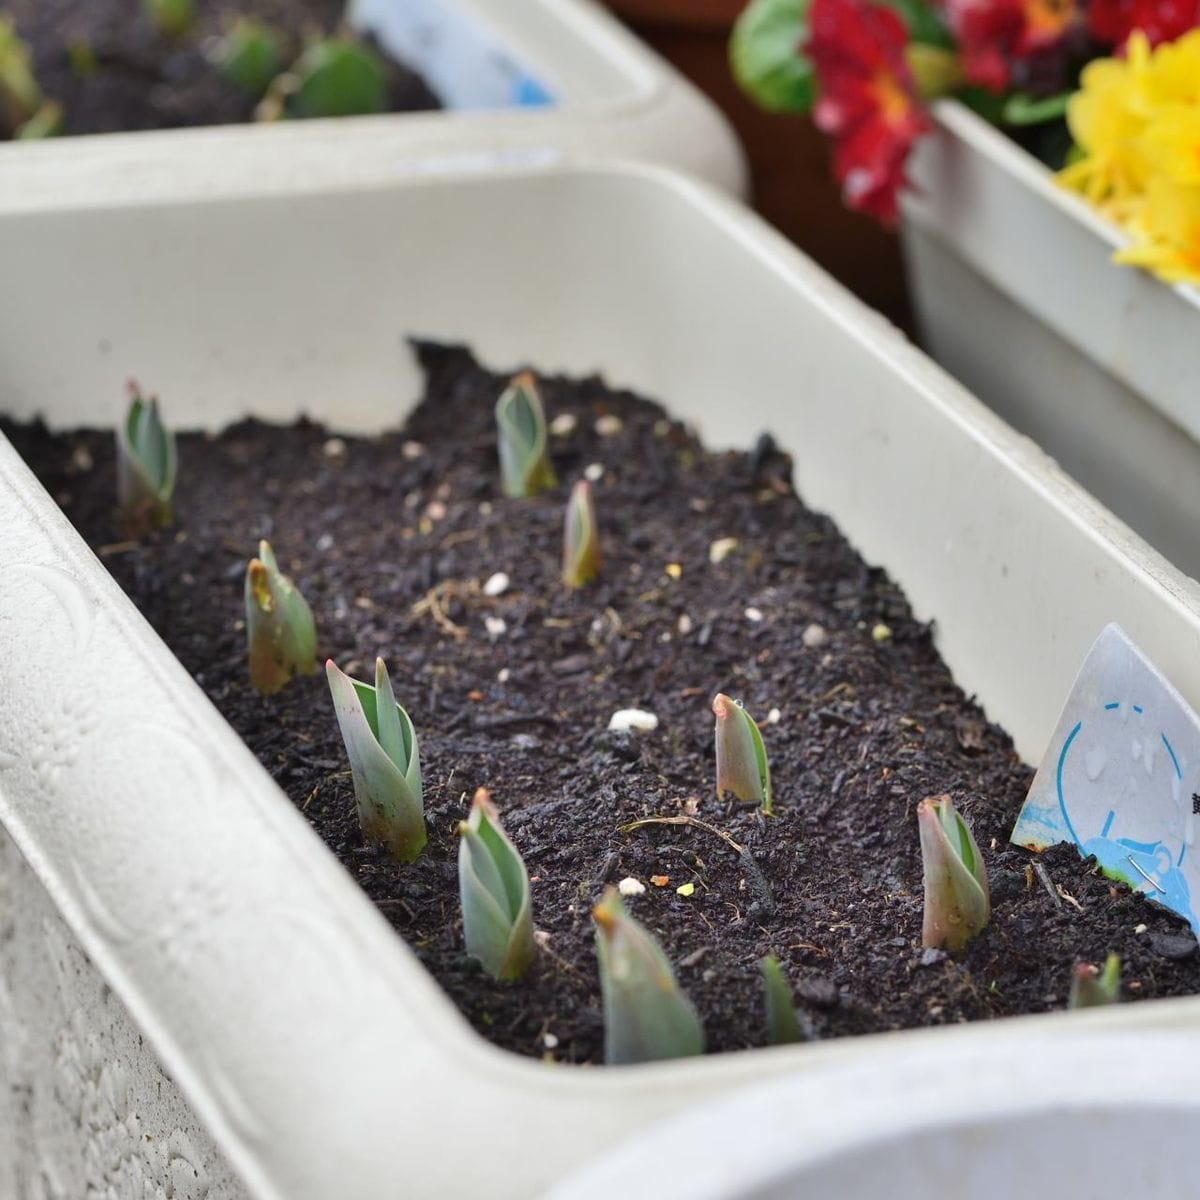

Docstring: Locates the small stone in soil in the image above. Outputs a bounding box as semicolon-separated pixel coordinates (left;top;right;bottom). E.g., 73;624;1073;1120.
1148;932;1198;960
802;623;828;648
607;709;659;733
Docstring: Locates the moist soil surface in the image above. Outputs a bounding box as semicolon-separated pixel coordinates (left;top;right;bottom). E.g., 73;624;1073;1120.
7;342;1200;1063
5;0;438;138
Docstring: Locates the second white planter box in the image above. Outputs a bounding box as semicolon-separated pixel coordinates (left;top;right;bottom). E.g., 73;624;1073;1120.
0;0;746;214
902;99;1200;580
4;162;1200;1198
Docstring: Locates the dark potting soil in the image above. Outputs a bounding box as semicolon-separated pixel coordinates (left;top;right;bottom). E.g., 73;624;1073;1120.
4;0;439;138
6;342;1199;1063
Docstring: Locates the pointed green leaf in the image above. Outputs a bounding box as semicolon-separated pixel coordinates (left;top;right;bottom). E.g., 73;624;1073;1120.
918;794;990;951
207;17;283;97
562;479;602;588
458;792;535;981
761;955;803;1046
713;693;773;815
496;372;556;498
327;658;426;862
0;16;42;135
143;0;196;38
593;888;704;1065
244;540;317;694
116;384;177;535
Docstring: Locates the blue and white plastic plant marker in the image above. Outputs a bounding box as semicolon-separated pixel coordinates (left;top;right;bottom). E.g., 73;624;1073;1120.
348;0;557;111
1013;623;1200;936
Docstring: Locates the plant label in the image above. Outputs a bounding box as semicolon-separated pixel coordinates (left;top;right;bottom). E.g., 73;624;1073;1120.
1013;623;1200;936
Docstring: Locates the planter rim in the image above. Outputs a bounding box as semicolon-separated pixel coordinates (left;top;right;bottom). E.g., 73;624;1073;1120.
0;0;747;213
4;158;1200;1198
928;100;1200;311
551;1028;1200;1198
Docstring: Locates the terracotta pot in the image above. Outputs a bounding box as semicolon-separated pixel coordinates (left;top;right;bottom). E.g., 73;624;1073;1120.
602;0;914;331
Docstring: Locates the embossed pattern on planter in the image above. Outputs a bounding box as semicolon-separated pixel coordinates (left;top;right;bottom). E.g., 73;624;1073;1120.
0;826;244;1200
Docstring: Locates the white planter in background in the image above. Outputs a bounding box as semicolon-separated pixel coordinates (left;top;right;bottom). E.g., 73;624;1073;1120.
0;0;746;213
4;161;1200;1198
901;99;1200;580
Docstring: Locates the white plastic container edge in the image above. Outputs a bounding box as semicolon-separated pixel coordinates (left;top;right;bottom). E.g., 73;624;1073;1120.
3;162;1200;1199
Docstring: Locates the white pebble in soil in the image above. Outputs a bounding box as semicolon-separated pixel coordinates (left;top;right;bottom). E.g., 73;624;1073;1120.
618;877;646;897
584;462;605;483
608;709;659;733
483;571;510;597
802;622;828;649
550;413;578;437
484;616;507;640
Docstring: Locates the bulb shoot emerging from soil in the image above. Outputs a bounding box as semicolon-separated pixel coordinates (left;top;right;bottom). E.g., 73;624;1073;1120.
1068;953;1122;1009
760;955;803;1045
562;479;601;588
244;540;317;694
0;18;58;140
206;17;283;98
457;789;535;981
593;887;705;1065
116;381;177;536
917;794;990;952
327;657;427;863
143;0;196;39
495;372;556;498
713;693;773;816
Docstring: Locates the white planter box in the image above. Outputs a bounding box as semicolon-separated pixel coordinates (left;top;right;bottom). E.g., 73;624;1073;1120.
0;0;746;214
901;100;1200;579
4;161;1200;1198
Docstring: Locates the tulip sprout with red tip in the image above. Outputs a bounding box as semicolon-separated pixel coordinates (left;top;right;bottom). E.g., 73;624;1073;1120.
918;794;990;951
713;693;773;815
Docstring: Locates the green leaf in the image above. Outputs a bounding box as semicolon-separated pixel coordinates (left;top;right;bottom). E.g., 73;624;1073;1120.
0;17;41;135
245;540;318;694
918;794;990;951
458;792;535;981
143;0;196;39
115;383;177;535
1068;953;1122;1009
761;955;803;1045
1001;91;1072;126
207;18;283;98
16;100;63;140
496;372;556;498
288;38;387;120
713;693;773;815
729;0;814;115
593;889;705;1065
562;479;602;587
327;658;426;862
878;0;953;46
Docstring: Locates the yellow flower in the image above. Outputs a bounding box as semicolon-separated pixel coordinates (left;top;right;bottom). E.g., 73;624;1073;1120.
1136;29;1200;112
1113;175;1200;285
1058;41;1150;204
1058;30;1200;286
1142;104;1200;185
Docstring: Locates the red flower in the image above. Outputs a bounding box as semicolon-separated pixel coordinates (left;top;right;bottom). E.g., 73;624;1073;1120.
938;0;1080;91
806;0;931;224
1087;0;1200;47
